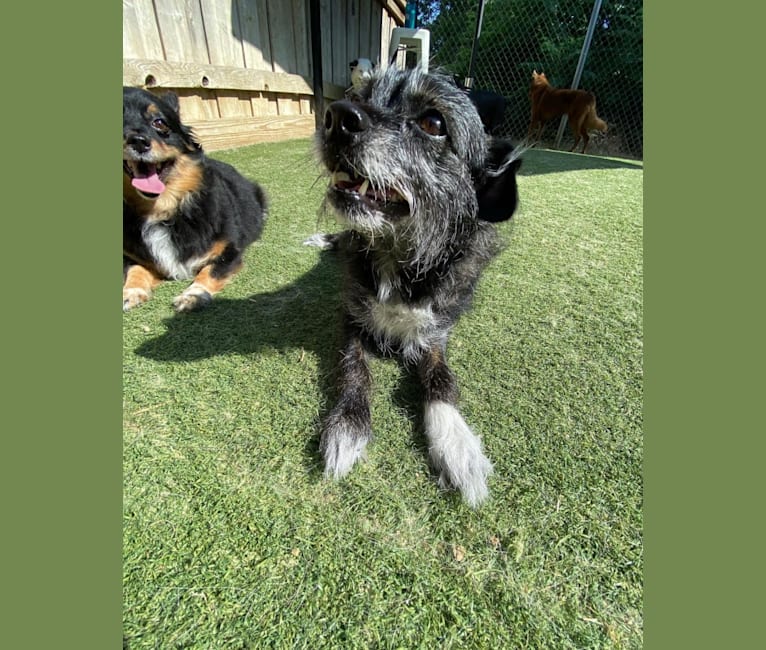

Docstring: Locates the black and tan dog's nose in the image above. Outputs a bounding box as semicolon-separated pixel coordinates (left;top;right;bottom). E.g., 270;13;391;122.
324;100;370;138
126;133;152;153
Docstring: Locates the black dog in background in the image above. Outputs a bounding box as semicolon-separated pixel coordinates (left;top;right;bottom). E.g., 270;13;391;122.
123;87;267;312
454;76;507;135
468;88;507;134
307;68;523;507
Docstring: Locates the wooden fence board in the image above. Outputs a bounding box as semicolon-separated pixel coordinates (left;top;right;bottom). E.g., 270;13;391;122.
319;0;334;85
359;0;372;63
233;0;270;70
291;0;311;78
122;0;163;60
378;0;405;25
331;0;349;88
186;114;317;151
266;0;298;75
153;0;209;64
348;0;360;64
123;58;345;98
200;1;243;67
176;89;220;121
370;3;383;65
216;90;254;118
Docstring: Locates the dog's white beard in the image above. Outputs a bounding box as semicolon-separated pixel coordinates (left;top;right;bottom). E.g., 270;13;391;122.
424;401;493;507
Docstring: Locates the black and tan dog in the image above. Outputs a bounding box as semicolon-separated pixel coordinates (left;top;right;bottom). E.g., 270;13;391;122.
123;87;267;312
307;68;523;507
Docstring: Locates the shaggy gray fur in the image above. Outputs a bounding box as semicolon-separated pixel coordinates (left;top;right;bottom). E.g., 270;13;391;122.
311;67;523;507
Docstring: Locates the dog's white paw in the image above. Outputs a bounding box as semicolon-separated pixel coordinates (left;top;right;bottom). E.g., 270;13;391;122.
173;285;213;312
320;419;370;479
424;401;493;508
303;233;335;250
123;288;150;311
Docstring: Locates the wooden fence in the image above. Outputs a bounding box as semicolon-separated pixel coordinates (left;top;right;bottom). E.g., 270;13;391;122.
123;0;405;150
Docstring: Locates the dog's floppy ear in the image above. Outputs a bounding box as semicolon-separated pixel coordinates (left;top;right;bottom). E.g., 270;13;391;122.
157;90;202;151
475;139;522;223
159;91;180;114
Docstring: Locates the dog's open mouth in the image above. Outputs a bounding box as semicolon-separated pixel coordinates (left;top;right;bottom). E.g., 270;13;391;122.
123;159;174;199
331;169;407;212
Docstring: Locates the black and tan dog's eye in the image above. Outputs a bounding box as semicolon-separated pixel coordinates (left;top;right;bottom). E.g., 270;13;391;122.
152;118;170;135
417;110;446;137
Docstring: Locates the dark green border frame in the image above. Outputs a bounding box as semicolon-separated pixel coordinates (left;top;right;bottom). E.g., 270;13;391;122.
3;4;120;648
5;2;760;648
646;3;761;649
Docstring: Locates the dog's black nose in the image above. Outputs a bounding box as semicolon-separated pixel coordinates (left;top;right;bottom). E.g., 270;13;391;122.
324;100;370;138
126;133;152;154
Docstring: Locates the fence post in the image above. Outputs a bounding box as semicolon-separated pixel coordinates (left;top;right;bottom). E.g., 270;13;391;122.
309;0;324;130
464;0;487;90
554;0;603;149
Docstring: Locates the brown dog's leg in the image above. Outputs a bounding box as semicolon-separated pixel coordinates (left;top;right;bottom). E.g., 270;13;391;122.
123;264;163;311
526;116;538;141
569;115;583;152
527;106;545;144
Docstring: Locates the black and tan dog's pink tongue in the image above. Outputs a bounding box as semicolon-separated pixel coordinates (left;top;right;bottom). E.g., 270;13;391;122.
131;166;166;194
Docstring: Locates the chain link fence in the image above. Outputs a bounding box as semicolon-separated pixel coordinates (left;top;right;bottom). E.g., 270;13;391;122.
417;0;643;159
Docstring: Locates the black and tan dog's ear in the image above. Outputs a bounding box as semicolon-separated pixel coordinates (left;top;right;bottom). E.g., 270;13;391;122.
159;90;180;113
476;139;522;222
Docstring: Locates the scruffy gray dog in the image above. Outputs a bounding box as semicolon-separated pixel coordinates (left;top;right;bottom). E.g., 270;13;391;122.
308;67;523;507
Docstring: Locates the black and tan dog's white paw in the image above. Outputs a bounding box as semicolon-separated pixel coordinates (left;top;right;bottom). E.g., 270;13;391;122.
123;287;151;312
172;285;213;312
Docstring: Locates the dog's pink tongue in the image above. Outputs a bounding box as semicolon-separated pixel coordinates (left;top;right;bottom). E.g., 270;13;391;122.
132;171;165;195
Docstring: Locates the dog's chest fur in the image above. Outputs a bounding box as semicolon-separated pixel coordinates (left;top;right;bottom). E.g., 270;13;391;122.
345;250;447;361
368;273;437;353
140;221;202;280
339;225;496;362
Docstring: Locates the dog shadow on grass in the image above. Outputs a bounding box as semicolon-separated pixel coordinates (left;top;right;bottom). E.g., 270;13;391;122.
132;249;340;469
132;249;433;475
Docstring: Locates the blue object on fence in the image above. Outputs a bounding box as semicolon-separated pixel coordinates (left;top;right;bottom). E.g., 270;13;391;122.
405;1;417;29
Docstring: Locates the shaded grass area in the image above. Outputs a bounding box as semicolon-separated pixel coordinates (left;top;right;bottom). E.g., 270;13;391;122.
123;139;643;649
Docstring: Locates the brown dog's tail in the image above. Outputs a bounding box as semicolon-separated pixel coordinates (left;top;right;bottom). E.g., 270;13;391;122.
591;114;608;132
587;98;608;133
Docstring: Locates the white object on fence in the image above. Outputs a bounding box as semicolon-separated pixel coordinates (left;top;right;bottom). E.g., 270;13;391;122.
388;28;430;73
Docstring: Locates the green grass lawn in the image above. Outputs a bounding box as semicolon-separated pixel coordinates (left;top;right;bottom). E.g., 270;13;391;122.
123;138;643;649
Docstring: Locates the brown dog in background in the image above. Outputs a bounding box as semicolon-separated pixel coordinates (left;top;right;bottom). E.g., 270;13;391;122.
526;70;607;154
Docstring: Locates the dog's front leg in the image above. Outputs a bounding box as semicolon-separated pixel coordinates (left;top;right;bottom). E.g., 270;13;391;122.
319;324;373;479
123;263;163;311
173;243;242;312
419;344;493;507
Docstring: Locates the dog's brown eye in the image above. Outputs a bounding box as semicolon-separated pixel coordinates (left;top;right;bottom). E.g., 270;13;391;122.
417;111;446;137
152;118;169;135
